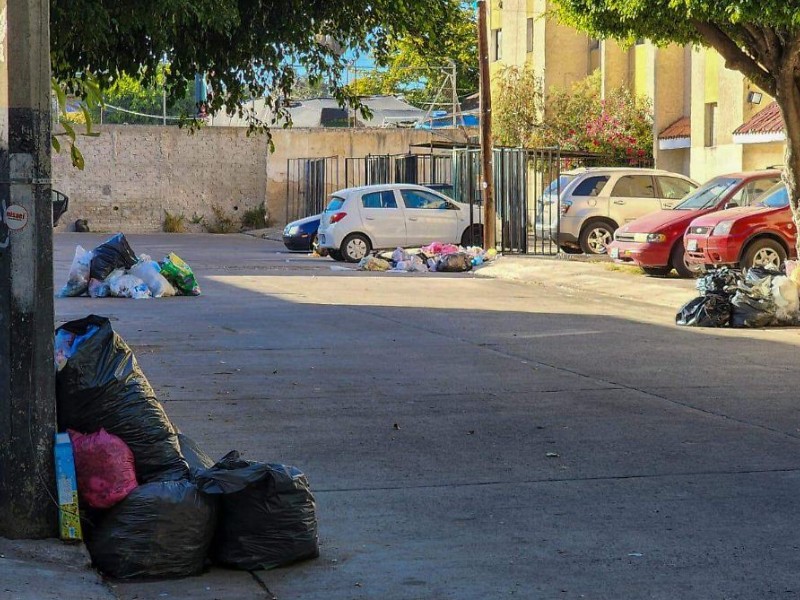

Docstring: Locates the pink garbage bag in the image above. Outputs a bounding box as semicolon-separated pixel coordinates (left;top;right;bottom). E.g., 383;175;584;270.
69;428;138;509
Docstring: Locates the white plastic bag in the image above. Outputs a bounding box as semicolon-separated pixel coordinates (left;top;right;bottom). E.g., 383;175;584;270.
130;255;176;298
391;247;409;263
108;271;152;299
772;275;800;322
58;245;93;297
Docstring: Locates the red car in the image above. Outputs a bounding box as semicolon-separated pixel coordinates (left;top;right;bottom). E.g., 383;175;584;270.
684;182;795;271
608;171;780;276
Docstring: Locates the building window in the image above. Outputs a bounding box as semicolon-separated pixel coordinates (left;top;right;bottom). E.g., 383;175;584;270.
704;102;718;147
492;29;502;61
526;19;534;53
589;38;600;51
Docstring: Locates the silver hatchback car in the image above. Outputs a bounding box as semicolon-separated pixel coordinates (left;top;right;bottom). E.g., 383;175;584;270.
551;167;698;254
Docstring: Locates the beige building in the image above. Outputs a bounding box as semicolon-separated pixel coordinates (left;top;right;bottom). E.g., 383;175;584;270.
487;0;787;180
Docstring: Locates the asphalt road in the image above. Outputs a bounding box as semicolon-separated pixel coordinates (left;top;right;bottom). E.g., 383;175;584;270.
54;233;800;600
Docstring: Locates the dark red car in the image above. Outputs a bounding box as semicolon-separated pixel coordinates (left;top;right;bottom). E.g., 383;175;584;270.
684;182;795;271
608;171;780;276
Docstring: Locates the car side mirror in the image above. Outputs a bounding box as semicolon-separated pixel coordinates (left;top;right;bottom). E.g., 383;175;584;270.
723;201;738;210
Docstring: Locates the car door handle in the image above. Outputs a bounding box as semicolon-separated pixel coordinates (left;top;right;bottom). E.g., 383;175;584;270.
408;217;418;221
613;200;625;205
365;216;375;220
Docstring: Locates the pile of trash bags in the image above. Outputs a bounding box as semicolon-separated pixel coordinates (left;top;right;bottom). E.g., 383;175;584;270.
357;242;498;273
58;233;201;299
55;315;318;579
676;263;800;328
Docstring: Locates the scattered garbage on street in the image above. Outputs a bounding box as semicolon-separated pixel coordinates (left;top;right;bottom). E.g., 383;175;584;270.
54;315;319;579
58;233;200;298
676;262;800;328
351;242;498;274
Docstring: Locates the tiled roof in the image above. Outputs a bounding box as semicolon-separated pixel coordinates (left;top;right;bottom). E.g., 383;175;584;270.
733;101;783;135
658;116;691;140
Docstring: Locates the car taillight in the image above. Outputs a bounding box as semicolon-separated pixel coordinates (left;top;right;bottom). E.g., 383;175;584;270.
560;200;572;215
329;212;347;224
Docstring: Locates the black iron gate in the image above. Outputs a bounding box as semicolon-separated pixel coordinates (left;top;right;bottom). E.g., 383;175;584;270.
452;148;564;255
285;156;340;223
345;154;452;188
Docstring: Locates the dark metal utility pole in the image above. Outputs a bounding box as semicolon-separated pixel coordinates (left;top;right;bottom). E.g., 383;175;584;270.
0;0;57;538
477;0;496;249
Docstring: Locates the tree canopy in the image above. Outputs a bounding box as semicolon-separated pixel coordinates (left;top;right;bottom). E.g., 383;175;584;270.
345;0;478;108
552;0;800;249
51;0;456;129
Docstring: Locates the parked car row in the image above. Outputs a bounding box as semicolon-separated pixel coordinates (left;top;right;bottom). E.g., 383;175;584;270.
282;167;795;278
609;170;782;276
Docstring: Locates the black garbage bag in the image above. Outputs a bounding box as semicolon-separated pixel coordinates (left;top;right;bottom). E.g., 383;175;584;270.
696;267;740;297
436;252;472;273
56;315;189;483
90;233;137;281
676;294;731;327
730;291;778;328
196;451;319;570
86;480;216;579
746;265;784;281
177;433;215;476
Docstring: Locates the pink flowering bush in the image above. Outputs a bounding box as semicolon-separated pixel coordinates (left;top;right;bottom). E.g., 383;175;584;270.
494;70;653;165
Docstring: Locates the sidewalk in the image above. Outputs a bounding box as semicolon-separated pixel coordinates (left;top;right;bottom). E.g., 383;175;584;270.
0;538;114;600
476;254;697;310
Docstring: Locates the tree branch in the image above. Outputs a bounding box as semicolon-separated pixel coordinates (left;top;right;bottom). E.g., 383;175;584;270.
692;19;776;96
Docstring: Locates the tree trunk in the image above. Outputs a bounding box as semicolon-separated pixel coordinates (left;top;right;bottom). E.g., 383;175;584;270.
775;76;800;257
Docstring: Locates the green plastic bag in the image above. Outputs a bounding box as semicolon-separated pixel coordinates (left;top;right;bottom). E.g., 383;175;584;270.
160;253;201;296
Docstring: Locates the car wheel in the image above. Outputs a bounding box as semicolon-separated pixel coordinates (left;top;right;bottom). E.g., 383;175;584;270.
329;249;345;261
642;266;671;277
579;221;615;255
741;238;787;271
461;224;484;247
341;233;371;263
670;240;694;278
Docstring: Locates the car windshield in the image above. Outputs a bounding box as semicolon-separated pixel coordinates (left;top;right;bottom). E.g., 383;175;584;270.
674;177;740;210
325;196;345;212
758;183;789;208
539;175;577;203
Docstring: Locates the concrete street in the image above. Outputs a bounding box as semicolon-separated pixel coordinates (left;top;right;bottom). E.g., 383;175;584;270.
51;233;800;599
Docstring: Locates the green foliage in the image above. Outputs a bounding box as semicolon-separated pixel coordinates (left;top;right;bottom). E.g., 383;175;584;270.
205;205;239;234
241;205;270;229
162;211;187;233
344;0;477;108
51;0;457;133
493;69;653;164
492;66;544;147
51;74;103;170
100;64;197;124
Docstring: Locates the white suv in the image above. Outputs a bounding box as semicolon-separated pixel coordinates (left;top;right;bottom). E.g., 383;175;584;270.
554;168;698;254
317;184;483;262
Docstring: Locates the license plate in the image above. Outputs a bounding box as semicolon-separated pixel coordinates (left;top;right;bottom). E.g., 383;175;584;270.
687;239;698;252
610;247;619;259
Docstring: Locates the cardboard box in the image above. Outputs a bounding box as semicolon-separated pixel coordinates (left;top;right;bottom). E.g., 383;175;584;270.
54;432;83;541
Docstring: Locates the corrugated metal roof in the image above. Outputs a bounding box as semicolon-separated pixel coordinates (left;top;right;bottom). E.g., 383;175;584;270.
658;116;691;140
733;101;784;135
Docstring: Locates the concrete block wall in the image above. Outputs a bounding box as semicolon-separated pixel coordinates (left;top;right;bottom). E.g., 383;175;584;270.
53;125;457;232
52;126;269;232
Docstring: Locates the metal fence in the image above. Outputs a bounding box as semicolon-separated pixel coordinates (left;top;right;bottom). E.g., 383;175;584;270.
451;148;654;255
345;154;452;188
285;156;340;223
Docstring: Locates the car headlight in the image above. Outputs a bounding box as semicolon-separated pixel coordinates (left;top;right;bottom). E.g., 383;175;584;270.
632;233;667;243
712;220;734;236
286;225;300;235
